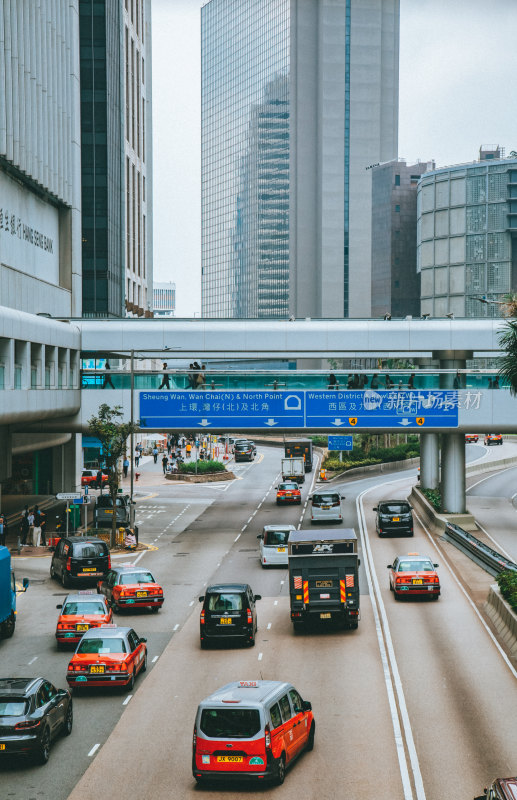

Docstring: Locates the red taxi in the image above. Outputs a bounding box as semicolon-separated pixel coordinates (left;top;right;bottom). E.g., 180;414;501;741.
465;433;479;443
66;625;147;690
276;482;301;505
81;469;108;486
55;592;112;648
484;433;503;446
387;553;440;600
97;565;164;613
192;680;314;785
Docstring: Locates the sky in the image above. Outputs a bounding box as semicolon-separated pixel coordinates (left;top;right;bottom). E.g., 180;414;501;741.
151;0;517;317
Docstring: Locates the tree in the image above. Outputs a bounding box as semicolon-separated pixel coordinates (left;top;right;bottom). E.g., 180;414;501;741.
88;404;139;546
498;320;517;395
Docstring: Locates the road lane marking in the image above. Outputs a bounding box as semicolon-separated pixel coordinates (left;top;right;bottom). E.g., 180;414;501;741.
280;580;284;585
189;600;194;606
88;744;100;757
467;466;517;493
173;624;179;631
247;517;253;524
235;533;242;541
274;600;278;606
123;695;133;706
152;656;159;663
258;652;263;661
267;623;272;630
357;488;425;800
27;656;38;665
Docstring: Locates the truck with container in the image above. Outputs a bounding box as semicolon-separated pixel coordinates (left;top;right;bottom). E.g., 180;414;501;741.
287;529;359;631
0;545;29;638
284;439;313;472
281;456;305;484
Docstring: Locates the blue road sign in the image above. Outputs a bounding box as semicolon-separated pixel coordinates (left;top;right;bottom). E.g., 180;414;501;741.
328;435;353;451
72;496;89;505
139;391;305;430
306;390;458;429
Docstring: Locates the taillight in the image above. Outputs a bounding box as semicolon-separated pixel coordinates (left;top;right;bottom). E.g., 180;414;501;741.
192;725;197;748
66;557;72;572
15;720;41;730
331;501;340;507
247;608;252;624
264;724;271;751
200;609;205;625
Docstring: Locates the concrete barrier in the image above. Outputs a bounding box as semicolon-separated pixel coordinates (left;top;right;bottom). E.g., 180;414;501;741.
485;584;517;658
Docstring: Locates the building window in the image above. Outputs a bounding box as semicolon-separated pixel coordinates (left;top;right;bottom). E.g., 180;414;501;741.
395;174;400;186
395;205;400;213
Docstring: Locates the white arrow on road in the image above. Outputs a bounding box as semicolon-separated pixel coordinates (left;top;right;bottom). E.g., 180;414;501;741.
198;419;211;427
331;418;346;426
264;418;278;426
398;418;412;426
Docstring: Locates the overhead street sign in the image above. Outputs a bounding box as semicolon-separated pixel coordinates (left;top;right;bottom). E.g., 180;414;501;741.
328;435;353;451
139;391;305;430
138;390;459;430
56;492;81;501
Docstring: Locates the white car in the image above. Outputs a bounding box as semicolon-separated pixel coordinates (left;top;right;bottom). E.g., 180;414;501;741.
257;525;296;567
310;491;345;523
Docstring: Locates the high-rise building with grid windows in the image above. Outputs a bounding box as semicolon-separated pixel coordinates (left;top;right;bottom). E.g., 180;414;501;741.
201;0;399;319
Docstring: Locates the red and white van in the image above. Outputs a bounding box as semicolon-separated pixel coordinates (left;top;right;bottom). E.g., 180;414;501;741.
192;680;315;785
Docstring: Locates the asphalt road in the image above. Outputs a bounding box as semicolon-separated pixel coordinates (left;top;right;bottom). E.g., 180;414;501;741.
1;444;516;800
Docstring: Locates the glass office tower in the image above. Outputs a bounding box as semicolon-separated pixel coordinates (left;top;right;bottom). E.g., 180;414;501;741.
201;0;399;319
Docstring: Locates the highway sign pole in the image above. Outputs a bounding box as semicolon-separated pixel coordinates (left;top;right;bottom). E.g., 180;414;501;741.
66;500;69;536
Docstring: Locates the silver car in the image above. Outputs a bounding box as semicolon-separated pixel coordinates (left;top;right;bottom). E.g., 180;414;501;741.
257;525;296;567
310;491;345;523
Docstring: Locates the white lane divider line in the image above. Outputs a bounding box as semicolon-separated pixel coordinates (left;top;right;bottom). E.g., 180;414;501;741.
252;510;257;517
258;653;263;661
27;656;38;665
152;655;159;663
274;600;278;606
247;517;253;524
122;694;133;706
189;600;194;606
241;525;247;532
280;580;284;585
88;744;100;757
235;534;242;542
267;623;272;630
173;624;179;631
357;487;425;800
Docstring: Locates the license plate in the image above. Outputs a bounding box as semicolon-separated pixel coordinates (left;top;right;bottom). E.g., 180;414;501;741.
320;612;331;619
82;568;96;572
277;547;286;553
412;579;423;585
219;618;232;625
286;493;292;497
136;591;147;597
316;580;332;588
76;624;89;632
0;744;5;750
392;517;400;522
216;756;243;763
89;665;105;674
320;593;330;599
104;509;114;514
322;505;330;510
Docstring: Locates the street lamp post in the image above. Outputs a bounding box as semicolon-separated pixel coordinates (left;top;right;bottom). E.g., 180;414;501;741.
130;349;135;529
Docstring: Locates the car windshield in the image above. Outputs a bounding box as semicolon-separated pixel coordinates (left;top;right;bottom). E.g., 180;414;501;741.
279;483;298;491
381;503;410;514
96;496;126;508
62;601;106;615
312;494;339;504
207;593;244;612
264;530;290;545
397;560;434;572
235;444;250;450
72;542;107;558
119;571;154;585
200;708;261;739
0;699;28;716
77;637;126;654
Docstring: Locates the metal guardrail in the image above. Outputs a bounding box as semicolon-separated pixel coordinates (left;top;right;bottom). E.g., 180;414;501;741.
443;522;517;577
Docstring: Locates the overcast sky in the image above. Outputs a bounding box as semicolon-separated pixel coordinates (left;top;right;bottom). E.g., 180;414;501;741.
151;0;517;316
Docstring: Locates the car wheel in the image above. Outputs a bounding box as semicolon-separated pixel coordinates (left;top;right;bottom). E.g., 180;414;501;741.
389;582;393;592
306;723;315;751
50;564;56;580
200;639;208;650
431;594;440;601
394;591;400;601
150;605;159;613
0;611;15;639
141;653;147;673
293;621;304;633
63;703;73;736
61;572;69;589
111;601;120;613
36;727;51;765
275;754;286;786
348;622;358;630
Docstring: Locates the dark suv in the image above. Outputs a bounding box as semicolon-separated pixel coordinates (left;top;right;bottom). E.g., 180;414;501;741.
0;677;72;764
50;536;111;588
374;500;413;537
199;583;261;648
234;441;255;462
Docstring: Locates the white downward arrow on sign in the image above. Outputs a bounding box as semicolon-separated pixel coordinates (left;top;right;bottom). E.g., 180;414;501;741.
198;419;211;427
398;418;411;426
264;419;278;426
331;418;346;426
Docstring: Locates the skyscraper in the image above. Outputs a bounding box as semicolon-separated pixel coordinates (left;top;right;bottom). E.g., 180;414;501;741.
201;0;399;319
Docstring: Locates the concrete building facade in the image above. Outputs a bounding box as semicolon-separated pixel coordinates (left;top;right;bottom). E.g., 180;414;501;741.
371;159;433;319
153;282;176;317
201;0;399;320
417;157;517;318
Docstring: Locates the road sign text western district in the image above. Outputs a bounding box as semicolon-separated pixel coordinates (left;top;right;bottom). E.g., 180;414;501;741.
139;389;459;430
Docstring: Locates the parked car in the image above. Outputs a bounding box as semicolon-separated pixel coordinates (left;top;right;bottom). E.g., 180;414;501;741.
50;536;111;588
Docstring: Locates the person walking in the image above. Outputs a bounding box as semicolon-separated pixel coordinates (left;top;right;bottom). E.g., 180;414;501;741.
162;454;168;475
20;507;29;545
96;469;103;491
39;510;47;547
134;449;140;468
159;362;171;390
102;360;115;389
407;374;415;390
32;506;42;547
328;373;337;389
123;457;129;478
185;441;192;459
370;373;379;389
152;446;159;464
0;513;7;546
27;508;35;546
493;376;500;389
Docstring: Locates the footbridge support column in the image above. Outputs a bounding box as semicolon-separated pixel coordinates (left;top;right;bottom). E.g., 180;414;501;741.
420;433;439;490
440;433;466;514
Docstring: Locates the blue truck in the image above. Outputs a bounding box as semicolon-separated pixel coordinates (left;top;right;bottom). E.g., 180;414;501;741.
0;546;29;638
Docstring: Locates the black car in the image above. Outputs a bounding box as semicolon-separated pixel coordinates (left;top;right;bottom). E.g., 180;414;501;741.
50;536;111;588
374;500;414;537
234;441;255;462
199;583;261;648
0;677;73;764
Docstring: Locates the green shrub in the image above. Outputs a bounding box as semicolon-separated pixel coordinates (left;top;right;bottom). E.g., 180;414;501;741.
179;460;226;474
323;457;382;471
496;570;517;611
309;435;328;447
421;488;441;511
322;440;419;472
